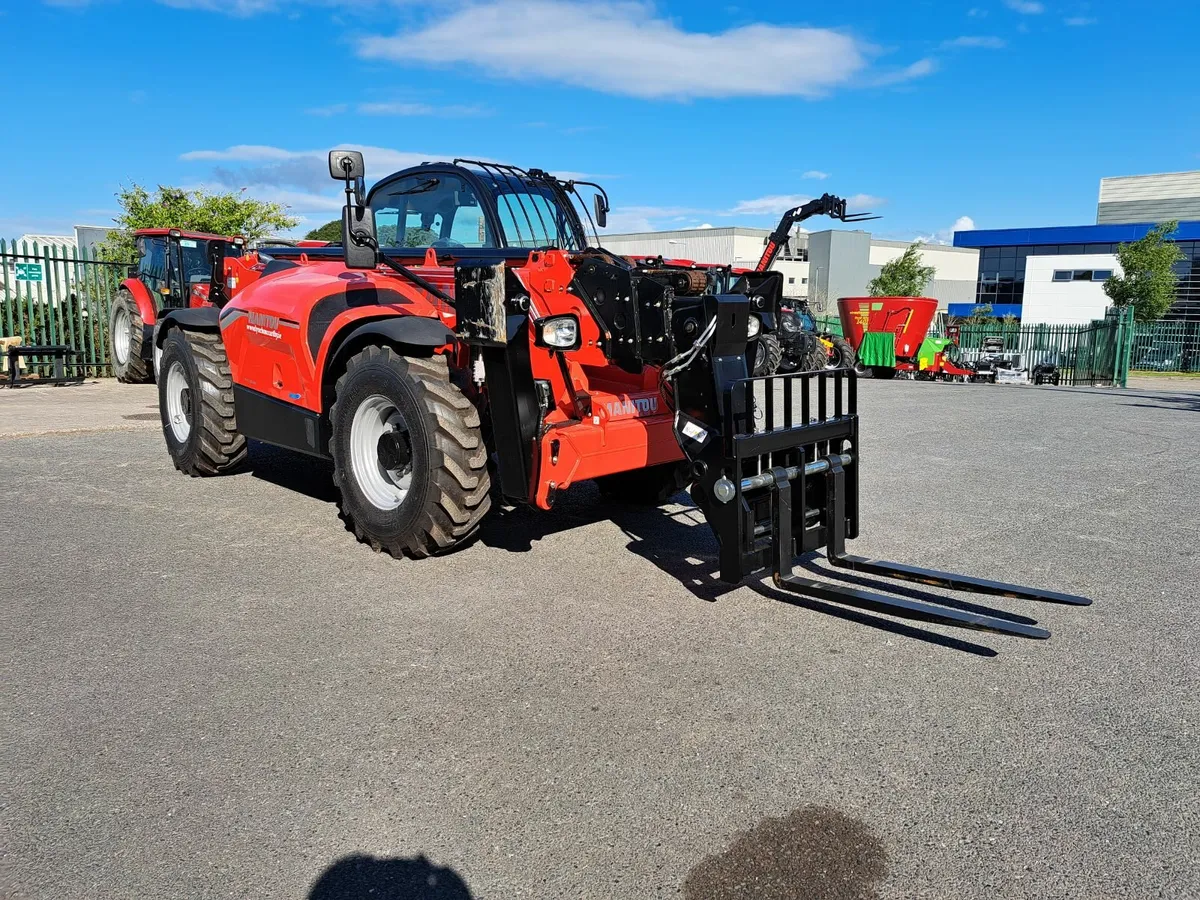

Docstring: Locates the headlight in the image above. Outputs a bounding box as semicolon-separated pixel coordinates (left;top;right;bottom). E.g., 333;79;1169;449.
780;313;798;333
536;315;581;350
747;315;761;338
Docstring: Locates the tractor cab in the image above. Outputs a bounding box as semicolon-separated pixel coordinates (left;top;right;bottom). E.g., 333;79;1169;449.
132;229;244;312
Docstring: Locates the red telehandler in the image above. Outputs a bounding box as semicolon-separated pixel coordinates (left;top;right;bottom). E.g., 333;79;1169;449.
110;229;244;383
151;150;1089;639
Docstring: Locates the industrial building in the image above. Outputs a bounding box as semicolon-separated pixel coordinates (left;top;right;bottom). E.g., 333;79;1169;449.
599;225;979;315
954;172;1200;324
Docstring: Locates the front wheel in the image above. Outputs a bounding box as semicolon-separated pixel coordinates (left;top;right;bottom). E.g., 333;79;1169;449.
330;346;492;559
110;290;153;383
158;329;246;476
752;332;783;376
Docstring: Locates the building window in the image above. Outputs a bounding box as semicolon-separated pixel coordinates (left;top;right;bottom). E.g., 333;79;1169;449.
1053;270;1072;282
788;277;795;284
1053;269;1108;282
1072;270;1094;281
1093;269;1113;280
801;277;808;284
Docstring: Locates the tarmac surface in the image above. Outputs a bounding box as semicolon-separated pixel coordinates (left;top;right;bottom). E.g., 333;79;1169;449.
2;377;1198;899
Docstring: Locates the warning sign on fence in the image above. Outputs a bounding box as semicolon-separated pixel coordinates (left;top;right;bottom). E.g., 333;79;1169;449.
15;263;43;282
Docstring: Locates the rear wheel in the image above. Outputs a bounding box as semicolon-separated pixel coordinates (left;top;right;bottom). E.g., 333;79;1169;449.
110;289;153;383
330;346;491;558
158;329;246;476
595;462;690;506
826;336;855;370
752;332;783;376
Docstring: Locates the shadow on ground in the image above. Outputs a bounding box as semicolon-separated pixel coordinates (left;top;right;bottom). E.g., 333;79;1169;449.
683;805;888;900
308;853;472;899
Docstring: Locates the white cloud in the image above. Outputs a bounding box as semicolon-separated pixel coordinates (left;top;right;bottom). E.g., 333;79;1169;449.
357;1;928;100
730;194;811;216
697;223;714;229
1004;0;1044;13
1064;16;1097;25
967;7;986;16
802;170;830;180
941;35;1007;49
847;193;885;212
305;103;347;116
357;102;487;117
870;57;938;87
913;215;976;245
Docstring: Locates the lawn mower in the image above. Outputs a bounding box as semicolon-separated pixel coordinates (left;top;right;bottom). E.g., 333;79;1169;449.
151;149;1089;639
110;229;244;383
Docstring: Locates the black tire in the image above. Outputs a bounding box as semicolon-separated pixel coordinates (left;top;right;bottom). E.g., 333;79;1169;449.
826;336;855;370
158;329;247;476
330;346;491;558
871;366;897;380
595;462;690;506
752;332;783;376
110;289;153;384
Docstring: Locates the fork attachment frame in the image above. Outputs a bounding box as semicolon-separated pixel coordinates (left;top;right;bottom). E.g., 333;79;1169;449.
680;362;1090;640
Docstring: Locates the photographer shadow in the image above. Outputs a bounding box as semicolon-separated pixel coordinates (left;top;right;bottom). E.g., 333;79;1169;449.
308;853;472;900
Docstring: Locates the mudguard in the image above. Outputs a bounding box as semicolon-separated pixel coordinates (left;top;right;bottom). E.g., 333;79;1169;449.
325;315;455;374
154;306;222;345
121;278;159;326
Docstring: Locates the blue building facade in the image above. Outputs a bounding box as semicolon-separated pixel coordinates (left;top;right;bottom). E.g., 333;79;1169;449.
952;221;1200;322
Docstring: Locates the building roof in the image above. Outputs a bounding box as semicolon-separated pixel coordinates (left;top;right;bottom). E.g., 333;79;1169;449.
953;221;1200;248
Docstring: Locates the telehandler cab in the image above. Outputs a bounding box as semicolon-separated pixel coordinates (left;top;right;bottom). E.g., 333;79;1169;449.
152;149;1090;639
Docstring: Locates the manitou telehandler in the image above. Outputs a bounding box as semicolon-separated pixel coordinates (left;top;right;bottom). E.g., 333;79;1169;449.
110;229;244;383
151;150;1090;639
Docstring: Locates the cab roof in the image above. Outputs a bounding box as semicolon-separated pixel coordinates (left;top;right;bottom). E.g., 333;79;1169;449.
134;228;241;242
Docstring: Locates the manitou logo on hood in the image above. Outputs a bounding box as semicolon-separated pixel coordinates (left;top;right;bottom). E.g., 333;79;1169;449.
246;311;282;340
605;396;658;418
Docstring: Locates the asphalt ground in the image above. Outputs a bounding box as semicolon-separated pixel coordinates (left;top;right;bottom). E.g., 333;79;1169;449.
2;377;1198;899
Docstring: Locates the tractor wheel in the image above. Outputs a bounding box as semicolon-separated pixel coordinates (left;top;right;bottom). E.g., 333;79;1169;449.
752;333;783;376
110;289;153;384
826;336;855;370
330;346;492;559
158;328;247;476
789;333;828;373
595;462;690;506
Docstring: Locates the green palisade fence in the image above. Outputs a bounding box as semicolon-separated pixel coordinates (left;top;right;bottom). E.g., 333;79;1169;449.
947;307;1137;387
1129;320;1200;373
1;239;129;378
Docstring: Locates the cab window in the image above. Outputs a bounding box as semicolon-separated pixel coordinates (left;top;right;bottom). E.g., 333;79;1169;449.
371;174;494;250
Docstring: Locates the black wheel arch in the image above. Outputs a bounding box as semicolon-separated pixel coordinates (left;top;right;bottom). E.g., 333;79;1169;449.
154;307;222;347
321;315;457;411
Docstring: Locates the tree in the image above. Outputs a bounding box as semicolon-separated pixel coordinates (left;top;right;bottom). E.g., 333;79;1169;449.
1103;221;1184;322
867;242;935;297
965;304;994;325
306;219;343;242
98;184;298;261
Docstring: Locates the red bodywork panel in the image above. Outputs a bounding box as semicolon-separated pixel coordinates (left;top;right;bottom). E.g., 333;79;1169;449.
219;249;683;508
121;277;159;325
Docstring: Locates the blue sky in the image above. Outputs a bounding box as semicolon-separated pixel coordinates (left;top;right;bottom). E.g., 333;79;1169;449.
2;0;1196;242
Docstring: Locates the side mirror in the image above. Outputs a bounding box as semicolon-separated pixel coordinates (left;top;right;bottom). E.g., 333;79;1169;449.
329;149;364;181
593;193;608;229
342;204;378;270
329;149;367;206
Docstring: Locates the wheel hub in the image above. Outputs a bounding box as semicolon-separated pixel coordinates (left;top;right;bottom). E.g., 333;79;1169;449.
164;361;192;442
349;394;414;511
113;307;130;364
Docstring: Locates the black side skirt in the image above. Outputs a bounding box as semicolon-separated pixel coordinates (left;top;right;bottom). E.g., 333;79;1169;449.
233;386;330;459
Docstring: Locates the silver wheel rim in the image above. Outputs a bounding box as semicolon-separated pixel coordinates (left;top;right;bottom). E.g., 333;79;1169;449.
350;394;413;510
113;306;131;364
153;342;163;379
165;361;192;442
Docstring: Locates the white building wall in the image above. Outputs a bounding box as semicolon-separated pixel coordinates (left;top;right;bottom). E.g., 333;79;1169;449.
1022;254;1121;324
868;240;980;281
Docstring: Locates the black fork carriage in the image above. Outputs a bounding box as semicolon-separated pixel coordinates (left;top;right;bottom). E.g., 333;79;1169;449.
683;366;1091;640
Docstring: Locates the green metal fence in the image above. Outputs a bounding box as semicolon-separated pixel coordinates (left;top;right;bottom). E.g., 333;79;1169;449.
1;238;129;377
1129;320;1199;373
946;307;1136;387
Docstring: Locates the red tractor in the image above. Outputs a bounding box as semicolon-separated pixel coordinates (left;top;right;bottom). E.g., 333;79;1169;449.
110;229;245;383
150;150;1088;639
